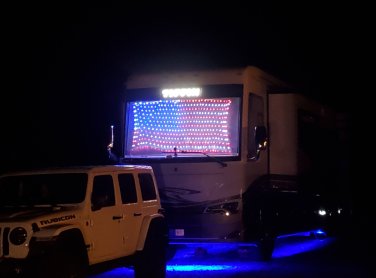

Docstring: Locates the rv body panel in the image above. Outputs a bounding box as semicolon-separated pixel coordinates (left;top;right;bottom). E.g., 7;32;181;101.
269;93;337;176
149;160;265;241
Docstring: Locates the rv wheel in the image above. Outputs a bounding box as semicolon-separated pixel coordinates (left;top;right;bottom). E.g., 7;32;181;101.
257;233;275;261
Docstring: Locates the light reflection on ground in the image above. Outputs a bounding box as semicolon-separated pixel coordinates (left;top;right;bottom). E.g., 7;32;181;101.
89;230;336;277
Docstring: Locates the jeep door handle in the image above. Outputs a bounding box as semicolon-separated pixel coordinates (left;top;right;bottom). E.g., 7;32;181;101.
133;213;142;216
112;216;122;220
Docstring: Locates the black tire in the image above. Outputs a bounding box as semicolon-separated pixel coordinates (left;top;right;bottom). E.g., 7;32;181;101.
257;234;275;261
31;232;88;278
134;219;168;278
255;205;277;261
33;249;87;278
166;244;178;261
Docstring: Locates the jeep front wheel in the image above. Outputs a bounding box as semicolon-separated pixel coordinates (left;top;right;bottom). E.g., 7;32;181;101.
33;249;87;278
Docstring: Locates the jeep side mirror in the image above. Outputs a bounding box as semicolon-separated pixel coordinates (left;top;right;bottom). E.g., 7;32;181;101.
255;126;267;151
248;125;268;161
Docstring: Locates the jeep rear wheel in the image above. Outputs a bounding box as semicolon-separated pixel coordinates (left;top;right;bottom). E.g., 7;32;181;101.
134;220;168;278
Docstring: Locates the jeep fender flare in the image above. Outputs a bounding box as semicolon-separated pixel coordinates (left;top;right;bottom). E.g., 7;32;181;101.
136;214;166;251
30;227;89;277
33;224;83;239
29;224;87;264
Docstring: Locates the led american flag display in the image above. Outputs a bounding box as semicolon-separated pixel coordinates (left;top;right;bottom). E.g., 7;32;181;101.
128;98;239;156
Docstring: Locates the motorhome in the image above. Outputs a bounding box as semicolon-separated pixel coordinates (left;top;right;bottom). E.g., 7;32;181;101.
110;66;344;260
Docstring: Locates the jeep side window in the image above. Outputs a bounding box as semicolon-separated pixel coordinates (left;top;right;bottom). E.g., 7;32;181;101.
118;173;138;204
138;173;157;201
91;175;115;210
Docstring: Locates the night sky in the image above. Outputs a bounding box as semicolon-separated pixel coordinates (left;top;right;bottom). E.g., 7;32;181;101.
2;2;351;171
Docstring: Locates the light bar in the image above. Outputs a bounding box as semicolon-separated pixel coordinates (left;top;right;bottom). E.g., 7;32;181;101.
162;88;201;98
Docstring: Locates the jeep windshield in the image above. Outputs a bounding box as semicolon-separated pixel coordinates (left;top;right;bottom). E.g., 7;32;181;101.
0;173;87;207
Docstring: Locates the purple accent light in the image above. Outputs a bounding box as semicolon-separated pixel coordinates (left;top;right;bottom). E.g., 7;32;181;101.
125;98;240;157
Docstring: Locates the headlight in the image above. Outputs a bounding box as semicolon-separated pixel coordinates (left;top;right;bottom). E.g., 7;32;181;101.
204;201;239;215
9;227;28;245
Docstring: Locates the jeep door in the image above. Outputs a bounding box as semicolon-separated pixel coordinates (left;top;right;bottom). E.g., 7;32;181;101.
89;174;124;262
117;173;143;255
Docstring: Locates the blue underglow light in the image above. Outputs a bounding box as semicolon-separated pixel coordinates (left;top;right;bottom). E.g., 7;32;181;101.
315;229;326;235
90;267;134;277
167;262;267;273
167;264;234;271
89;230;334;277
273;230;332;258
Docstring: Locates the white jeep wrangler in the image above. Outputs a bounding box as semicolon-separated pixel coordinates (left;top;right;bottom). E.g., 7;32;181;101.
0;165;168;278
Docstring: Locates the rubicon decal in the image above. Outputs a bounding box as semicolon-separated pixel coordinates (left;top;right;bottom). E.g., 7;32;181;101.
40;214;76;225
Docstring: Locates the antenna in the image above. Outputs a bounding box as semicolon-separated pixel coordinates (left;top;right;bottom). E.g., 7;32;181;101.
107;125;119;163
107;125;114;151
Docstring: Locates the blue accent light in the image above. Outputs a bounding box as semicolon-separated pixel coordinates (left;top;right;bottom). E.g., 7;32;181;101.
273;236;333;258
315;229;326;235
89;230;334;277
90;267;134;277
167;264;235;271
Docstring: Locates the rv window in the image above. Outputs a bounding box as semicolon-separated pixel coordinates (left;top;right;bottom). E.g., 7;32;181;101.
124;97;241;158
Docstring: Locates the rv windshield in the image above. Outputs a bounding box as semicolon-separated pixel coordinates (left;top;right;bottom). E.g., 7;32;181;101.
124;97;241;158
0;173;88;207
